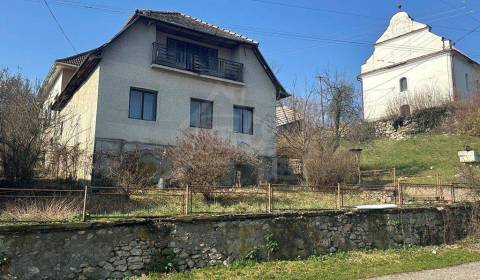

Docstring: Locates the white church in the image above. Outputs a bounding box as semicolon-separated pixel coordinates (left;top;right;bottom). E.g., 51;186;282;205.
359;10;480;121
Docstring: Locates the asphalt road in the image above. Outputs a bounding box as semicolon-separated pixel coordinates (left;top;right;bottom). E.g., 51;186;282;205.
369;262;480;280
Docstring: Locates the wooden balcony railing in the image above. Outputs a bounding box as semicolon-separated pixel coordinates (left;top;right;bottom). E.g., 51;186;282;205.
152;42;244;83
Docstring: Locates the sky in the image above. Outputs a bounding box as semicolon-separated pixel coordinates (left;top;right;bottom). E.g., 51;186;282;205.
2;0;480;94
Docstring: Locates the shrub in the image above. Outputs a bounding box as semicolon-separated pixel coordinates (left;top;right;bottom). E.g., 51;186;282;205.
344;121;376;144
303;149;356;186
437;96;480;136
167;130;259;187
147;250;177;273
100;149;161;195
411;105;452;132
448;98;480;136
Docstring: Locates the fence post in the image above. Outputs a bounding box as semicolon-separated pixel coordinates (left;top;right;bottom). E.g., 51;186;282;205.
435;173;440;198
337;183;342;209
451;184;455;204
267;183;272;213
184;185;190;215
392;167;396;186
82;185;88;222
397;180;403;206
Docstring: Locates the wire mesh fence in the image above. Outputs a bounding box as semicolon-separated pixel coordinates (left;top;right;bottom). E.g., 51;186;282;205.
359;168;396;187
0;181;478;224
0;187;84;223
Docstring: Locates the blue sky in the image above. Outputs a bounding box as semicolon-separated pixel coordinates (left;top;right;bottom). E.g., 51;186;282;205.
2;0;480;93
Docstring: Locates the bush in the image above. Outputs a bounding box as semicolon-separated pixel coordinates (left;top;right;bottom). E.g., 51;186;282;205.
344;121;376;144
303;149;356;186
168;130;259;187
412;105;452;132
437;97;480;136
101;149;161;195
459;109;480;136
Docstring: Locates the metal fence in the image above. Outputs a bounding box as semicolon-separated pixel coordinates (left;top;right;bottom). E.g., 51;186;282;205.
0;181;477;224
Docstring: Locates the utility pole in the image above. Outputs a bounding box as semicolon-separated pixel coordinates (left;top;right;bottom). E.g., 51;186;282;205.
317;75;325;127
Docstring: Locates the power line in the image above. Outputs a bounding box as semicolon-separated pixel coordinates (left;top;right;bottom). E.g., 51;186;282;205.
42;0;77;52
51;0;130;14
438;0;480;43
249;0;387;21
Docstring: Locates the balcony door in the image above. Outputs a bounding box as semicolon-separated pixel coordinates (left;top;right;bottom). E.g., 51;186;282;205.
166;38;218;72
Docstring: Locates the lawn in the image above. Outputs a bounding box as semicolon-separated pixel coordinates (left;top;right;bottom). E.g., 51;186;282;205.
360;133;480;183
134;240;480;280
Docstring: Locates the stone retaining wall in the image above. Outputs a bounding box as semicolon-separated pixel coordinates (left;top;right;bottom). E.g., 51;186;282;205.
0;205;473;279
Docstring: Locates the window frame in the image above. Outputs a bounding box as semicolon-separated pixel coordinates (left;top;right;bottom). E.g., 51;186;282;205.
190;98;213;129
233;105;254;135
128;87;157;122
399;77;408;92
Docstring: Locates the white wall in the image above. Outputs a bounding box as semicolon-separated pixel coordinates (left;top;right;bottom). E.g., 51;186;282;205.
362;53;453;121
59;67;100;180
453;55;480;99
95;19;277;157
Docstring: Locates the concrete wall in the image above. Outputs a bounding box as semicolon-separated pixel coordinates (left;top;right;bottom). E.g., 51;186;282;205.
96;19;277;158
0;205;473;279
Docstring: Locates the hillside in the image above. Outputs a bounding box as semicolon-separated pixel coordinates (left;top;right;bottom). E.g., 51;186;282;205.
360;133;480;183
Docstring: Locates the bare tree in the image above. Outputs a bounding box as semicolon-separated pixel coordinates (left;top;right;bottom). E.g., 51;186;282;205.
276;82;321;160
0;69;53;184
275;73;362;184
167;130;259;187
321;72;359;150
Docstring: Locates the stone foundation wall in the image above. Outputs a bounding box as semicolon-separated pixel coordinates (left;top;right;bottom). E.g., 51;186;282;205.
0;205;473;279
93;137;276;185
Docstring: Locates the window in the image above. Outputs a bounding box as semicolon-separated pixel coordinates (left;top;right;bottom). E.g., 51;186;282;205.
190;99;213;128
399;77;408;92
128;88;157;121
465;73;470;91
234;106;253;134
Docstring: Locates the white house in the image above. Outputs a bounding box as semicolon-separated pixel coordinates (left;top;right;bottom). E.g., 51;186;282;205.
41;10;288;182
359;10;480;121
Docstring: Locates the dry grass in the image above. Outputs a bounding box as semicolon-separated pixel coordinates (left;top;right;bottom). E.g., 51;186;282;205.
0;197;82;222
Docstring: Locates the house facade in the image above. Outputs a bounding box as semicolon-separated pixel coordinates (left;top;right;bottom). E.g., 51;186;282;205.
359;11;480;121
42;10;288;182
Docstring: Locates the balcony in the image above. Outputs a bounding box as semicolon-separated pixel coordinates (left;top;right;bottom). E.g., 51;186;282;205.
152;42;244;83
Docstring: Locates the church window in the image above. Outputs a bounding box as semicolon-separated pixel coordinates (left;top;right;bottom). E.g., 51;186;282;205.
400;77;408;92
